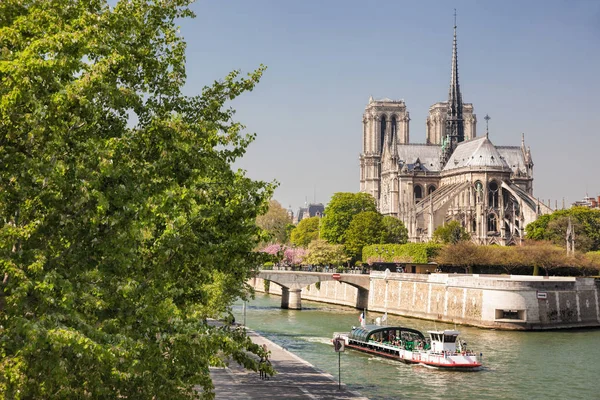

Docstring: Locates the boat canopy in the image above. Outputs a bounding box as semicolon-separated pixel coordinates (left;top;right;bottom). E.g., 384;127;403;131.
349;325;425;342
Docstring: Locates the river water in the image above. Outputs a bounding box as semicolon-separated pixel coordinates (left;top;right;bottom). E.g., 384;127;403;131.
232;293;599;400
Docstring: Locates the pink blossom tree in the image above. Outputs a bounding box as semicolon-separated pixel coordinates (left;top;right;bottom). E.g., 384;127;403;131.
259;244;307;267
260;243;308;267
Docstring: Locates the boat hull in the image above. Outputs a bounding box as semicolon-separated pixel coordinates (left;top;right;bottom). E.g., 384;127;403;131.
344;342;482;371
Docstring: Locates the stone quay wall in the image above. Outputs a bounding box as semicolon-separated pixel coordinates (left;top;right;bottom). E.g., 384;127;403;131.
250;273;600;330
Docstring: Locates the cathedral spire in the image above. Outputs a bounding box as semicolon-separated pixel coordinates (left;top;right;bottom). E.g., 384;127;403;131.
448;10;462;118
441;9;465;167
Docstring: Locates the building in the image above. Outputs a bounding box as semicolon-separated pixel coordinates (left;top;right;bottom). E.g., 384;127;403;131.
572;195;600;209
293;202;325;225
359;20;552;245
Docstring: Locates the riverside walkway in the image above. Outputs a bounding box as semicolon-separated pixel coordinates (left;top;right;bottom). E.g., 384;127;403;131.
210;328;368;399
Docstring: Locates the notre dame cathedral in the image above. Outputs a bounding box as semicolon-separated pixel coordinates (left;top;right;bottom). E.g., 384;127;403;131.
359;21;552;245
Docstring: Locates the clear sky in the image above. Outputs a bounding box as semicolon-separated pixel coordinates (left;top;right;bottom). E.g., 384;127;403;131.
181;0;600;212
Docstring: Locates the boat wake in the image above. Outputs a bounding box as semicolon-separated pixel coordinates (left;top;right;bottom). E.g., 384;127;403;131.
297;336;332;345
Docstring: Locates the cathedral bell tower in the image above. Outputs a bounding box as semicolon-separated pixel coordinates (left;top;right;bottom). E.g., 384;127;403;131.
441;12;465;167
359;97;409;202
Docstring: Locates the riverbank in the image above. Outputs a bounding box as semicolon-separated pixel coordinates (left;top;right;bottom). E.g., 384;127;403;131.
210;327;369;399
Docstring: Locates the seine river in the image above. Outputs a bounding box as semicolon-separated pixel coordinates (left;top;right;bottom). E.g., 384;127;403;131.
233;293;599;400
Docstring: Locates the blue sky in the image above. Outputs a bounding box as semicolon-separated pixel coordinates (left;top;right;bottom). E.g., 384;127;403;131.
181;0;600;212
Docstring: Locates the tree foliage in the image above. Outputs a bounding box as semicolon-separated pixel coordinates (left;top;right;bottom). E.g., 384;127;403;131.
320;192;377;244
434;241;481;273
382;216;408;244
259;244;306;267
290;216;319;247
435;241;599;276
587;251;600;271
362;243;442;264
432;221;470;244
256;200;291;244
526;207;600;252
303;240;349;267
344;211;386;260
0;1;272;398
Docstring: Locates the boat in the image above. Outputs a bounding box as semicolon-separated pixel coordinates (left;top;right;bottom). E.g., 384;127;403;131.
333;324;483;371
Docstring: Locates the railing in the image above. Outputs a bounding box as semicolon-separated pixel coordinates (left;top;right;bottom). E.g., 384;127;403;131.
260;265;370;274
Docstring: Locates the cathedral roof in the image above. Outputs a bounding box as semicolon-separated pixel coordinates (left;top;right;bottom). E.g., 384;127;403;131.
397;144;442;172
443;136;512;172
497;146;526;175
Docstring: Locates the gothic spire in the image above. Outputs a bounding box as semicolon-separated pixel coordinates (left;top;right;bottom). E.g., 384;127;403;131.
441;10;465;167
447;11;463;122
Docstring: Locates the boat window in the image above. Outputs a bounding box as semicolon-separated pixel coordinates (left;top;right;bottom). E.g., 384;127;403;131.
444;335;457;343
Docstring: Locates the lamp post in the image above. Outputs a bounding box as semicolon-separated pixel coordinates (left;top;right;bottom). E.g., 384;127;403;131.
242;300;247;327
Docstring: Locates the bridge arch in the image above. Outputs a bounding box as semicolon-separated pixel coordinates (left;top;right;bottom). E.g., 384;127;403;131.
255;271;370;310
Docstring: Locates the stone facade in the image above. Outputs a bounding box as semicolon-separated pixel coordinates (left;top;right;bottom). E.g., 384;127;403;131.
358;23;552;245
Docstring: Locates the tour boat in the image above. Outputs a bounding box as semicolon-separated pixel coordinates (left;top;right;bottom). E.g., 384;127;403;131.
333;325;483;371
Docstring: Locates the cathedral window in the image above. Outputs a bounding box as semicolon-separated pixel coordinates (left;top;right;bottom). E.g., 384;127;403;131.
474;181;483;203
391;116;397;141
427;185;436;195
488;181;499;208
488;213;498;232
502;188;510;206
414;185;423;203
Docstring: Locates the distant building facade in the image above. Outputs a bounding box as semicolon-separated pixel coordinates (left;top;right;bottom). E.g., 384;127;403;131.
292;203;325;225
359;21;552;245
572;195;600;209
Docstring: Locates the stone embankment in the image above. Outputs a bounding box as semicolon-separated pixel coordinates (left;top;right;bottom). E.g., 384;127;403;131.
251;272;600;330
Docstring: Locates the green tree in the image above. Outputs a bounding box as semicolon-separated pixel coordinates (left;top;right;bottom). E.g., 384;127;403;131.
344;211;386;260
290;216;320;247
432;221;470;244
304;240;349;267
320;192;377;244
362;243;442;264
0;1;272;398
256;200;292;244
382;216;408;244
285;223;296;243
546;216;593;253
526;207;600;252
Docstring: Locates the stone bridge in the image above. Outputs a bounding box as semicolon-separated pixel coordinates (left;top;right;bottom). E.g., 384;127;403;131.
256;270;370;310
